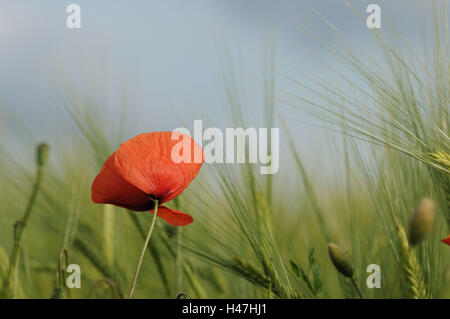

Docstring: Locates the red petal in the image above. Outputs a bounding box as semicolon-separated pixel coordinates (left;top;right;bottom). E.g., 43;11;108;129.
91;152;154;211
113;132;203;203
152;205;194;226
441;235;450;246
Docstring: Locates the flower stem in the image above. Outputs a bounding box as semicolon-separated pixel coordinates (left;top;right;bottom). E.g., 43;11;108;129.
174;197;183;292
265;280;272;299
1;165;44;298
128;200;159;299
351;277;364;299
176;226;183;292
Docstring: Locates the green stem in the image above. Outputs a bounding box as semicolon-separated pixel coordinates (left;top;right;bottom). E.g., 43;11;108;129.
174;197;183;292
351;277;364;299
56;249;70;299
2;166;44;297
128;200;159;299
176;227;183;292
265;281;272;299
88;277;123;299
127;210;170;296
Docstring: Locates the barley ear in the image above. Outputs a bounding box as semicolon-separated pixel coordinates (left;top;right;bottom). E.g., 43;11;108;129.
395;221;429;299
429;151;450;229
231;256;270;289
231;256;300;298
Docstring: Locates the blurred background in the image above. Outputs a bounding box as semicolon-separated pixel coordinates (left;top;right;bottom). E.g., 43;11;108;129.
0;0;439;175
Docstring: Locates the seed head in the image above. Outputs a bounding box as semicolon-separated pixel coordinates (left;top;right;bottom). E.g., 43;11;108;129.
408;198;436;246
36;143;49;166
327;243;353;278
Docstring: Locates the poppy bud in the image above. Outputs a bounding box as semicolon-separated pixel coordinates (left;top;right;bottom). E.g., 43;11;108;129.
327;243;353;278
36;143;49;166
408;198;436;246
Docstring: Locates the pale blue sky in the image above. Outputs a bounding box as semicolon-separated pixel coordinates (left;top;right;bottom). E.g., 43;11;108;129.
0;0;444;175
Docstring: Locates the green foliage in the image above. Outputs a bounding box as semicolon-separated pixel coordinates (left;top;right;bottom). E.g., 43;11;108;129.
290;248;323;297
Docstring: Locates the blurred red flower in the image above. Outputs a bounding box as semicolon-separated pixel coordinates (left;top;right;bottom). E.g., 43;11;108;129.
441;235;450;246
91;132;203;226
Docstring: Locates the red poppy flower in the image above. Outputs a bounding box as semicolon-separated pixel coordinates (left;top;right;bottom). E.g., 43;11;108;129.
91;132;203;226
441;235;450;246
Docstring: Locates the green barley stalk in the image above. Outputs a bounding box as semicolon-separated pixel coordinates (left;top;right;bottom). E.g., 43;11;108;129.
230;257;272;294
0;245;25;298
327;243;363;298
231;256;301;299
395;222;429;299
1;144;48;298
52;249;70;299
102;204;115;267
260;256;288;298
0;245;9;281
183;263;207;299
173;197;184;292
429;151;450;230
155;223;209;298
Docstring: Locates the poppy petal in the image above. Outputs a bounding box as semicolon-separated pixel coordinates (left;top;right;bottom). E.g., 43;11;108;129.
152;205;194;226
441;235;450;246
91;152;154;211
113;132;203;203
